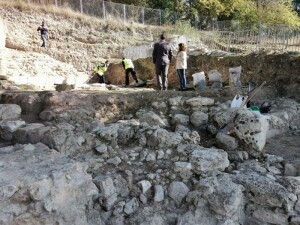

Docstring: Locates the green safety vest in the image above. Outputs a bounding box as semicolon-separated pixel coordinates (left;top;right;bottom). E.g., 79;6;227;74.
94;63;107;76
123;58;134;69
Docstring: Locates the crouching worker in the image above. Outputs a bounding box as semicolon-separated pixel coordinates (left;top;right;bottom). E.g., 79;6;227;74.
93;60;109;84
122;57;138;86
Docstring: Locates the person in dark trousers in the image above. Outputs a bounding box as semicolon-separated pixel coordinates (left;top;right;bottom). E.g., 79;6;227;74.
176;43;188;91
93;60;109;84
37;21;48;47
122;57;138;86
152;34;173;90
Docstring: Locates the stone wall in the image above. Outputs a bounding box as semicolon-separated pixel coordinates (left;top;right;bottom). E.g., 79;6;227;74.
0;16;6;76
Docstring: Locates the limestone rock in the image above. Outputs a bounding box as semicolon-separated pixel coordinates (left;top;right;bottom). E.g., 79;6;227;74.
168;96;183;106
0;120;26;141
190;148;230;174
231;171;297;210
136;110;168;127
196;173;244;218
233;110;269;152
168;181;189;206
154;185;164;202
107;157;122;166
190;111;208;127
185;96;214;107
174;162;193;179
178;203;218;225
14;123;46;144
124;198;139;215
144;128;183;148
0;143;98;225
253;207;288;225
216;132;238;151
172;114;190;126
95;143;108;154
0;104;21;120
137;180;152;194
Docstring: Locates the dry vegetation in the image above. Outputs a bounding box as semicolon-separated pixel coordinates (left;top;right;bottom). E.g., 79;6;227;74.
0;0;170;36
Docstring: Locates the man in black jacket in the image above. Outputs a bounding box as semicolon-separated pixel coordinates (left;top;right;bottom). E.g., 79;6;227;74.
37;21;48;47
152;34;173;90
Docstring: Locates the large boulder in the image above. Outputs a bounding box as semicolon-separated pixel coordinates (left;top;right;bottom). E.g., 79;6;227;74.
233;110;269;152
0;104;21;120
195;173;245;219
231;171;297;211
0;143;98;225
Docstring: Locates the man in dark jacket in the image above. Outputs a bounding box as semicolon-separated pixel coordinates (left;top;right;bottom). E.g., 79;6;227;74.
37;21;48;47
152;34;173;90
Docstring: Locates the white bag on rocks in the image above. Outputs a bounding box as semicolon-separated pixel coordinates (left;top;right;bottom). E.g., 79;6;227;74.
192;72;206;88
230;95;246;109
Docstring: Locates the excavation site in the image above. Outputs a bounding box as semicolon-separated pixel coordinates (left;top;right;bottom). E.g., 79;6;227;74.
0;1;300;225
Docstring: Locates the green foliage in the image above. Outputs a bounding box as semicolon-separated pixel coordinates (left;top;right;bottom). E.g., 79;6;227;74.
187;0;300;27
107;0;300;27
255;0;297;26
109;0;148;7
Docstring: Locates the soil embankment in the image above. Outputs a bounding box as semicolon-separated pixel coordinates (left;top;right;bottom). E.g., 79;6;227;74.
106;52;300;101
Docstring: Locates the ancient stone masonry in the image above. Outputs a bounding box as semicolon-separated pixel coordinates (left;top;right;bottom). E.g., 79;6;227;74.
0;92;299;225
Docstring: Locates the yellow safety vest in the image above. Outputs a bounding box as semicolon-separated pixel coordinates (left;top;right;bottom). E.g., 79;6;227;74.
94;63;107;76
123;58;134;69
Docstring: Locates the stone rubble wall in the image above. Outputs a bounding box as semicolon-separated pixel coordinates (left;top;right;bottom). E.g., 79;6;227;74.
0;93;299;224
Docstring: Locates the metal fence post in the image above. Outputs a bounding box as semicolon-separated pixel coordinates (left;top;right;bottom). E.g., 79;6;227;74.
159;9;161;26
142;8;144;25
227;32;232;52
283;26;286;50
80;0;83;14
258;21;262;50
123;4;126;23
103;1;106;20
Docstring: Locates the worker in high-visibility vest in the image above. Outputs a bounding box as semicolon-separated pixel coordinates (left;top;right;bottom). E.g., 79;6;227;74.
122;58;138;86
93;60;109;84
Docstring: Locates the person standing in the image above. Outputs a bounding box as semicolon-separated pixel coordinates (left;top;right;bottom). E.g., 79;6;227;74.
37;21;48;47
152;34;173;90
122;57;138;86
93;60;109;84
176;43;188;91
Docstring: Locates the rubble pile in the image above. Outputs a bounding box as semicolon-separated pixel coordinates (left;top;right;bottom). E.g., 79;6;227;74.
0;92;299;225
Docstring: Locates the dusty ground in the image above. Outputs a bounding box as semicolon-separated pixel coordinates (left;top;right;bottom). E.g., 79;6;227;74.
264;131;300;163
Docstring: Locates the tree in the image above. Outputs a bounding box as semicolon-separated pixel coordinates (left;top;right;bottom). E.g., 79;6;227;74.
107;0;148;7
234;0;300;26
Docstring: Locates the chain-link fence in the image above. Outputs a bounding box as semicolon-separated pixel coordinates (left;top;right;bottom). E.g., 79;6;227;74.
25;0;178;26
21;0;300;54
196;25;300;53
